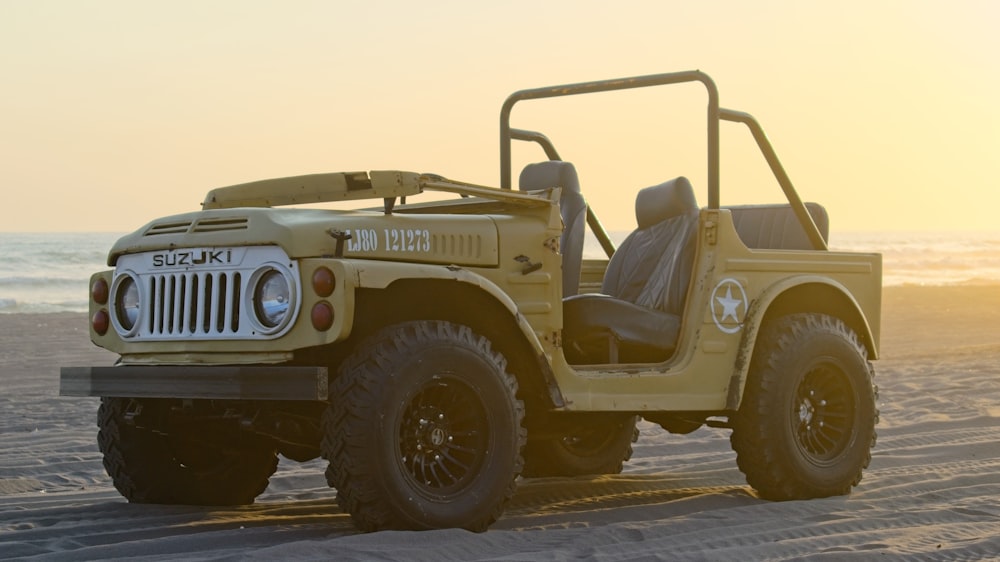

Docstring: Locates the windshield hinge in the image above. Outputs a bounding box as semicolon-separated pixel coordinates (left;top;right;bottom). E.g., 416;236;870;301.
704;211;719;246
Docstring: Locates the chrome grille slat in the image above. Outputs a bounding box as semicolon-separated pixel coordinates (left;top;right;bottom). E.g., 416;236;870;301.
209;273;221;334
151;275;164;335
193;274;202;333
172;275;184;335
224;273;233;332
182;274;195;335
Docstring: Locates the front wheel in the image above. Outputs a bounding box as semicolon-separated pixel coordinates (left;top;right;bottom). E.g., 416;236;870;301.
321;321;526;532
731;313;878;500
97;397;279;505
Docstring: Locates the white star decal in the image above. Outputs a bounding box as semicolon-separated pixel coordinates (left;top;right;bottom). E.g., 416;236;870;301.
716;286;742;323
710;278;748;334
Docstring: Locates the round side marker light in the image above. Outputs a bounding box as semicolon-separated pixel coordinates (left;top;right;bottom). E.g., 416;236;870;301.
92;278;109;305
311;302;334;332
312;267;336;298
92;310;110;336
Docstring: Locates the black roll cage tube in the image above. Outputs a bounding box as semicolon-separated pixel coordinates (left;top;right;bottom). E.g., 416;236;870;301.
499;70;827;252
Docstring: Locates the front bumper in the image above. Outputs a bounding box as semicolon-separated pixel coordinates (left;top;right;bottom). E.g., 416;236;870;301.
60;365;328;401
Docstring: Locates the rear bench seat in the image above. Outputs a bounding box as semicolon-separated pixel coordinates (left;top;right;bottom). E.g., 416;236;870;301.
727;202;829;250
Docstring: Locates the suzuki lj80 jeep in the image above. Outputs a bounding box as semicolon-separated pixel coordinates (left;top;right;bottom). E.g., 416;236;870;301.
62;70;881;532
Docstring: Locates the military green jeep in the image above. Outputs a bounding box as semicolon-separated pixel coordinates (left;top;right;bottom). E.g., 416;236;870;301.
61;70;881;532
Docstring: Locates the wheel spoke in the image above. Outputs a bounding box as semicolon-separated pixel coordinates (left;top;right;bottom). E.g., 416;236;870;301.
437;457;460;484
397;374;490;493
793;362;858;460
445;442;478;455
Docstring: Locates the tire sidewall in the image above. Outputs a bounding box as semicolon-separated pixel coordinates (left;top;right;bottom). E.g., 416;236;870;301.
362;326;523;529
99;397;277;505
763;319;876;493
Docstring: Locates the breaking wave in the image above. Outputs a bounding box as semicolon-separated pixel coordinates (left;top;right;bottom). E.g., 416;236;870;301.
0;233;120;314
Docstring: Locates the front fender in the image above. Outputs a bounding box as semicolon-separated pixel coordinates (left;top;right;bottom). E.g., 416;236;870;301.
344;259;549;359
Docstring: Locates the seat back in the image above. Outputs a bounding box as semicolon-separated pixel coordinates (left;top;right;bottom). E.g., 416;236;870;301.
728;202;828;250
602;177;699;316
519;161;587;297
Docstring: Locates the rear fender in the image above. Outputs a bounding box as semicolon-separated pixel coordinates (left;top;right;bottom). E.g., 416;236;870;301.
726;276;877;410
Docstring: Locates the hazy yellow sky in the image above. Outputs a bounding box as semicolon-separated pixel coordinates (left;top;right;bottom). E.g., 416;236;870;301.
2;1;998;233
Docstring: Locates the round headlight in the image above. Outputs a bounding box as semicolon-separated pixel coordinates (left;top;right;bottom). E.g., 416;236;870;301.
253;269;291;329
114;275;141;332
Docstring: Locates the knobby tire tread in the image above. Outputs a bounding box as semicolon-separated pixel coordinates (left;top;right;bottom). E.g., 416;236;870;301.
321;320;526;532
731;313;878;500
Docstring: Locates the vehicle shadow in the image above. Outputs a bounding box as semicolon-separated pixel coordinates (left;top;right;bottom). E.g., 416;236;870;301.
498;474;759;530
0;474;758;558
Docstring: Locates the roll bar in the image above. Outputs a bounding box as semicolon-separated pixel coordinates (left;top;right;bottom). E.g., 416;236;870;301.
499;70;827;251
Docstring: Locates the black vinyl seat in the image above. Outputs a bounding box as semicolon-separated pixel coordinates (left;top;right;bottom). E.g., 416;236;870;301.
563;177;699;364
728;202;828;250
519;161;587;297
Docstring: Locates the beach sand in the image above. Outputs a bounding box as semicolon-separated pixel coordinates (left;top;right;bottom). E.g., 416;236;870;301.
2;286;999;560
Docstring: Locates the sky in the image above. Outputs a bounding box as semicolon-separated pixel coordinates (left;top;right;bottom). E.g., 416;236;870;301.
2;0;998;233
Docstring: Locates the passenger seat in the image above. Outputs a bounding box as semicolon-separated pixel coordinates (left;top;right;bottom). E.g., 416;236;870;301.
562;177;699;364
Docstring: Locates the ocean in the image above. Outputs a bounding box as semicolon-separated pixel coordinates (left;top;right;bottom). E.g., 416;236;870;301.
2;231;999;314
0;233;122;314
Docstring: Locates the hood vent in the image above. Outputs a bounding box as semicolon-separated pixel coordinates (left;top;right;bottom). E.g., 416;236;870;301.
432;232;483;260
192;217;249;233
144;217;249;236
144;221;192;236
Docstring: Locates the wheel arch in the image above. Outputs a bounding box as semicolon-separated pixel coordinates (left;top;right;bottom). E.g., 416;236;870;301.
339;263;565;411
727;277;877;410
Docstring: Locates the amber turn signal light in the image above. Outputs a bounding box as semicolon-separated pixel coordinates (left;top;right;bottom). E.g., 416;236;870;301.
312;267;336;297
311;302;334;331
92;278;109;305
92;310;110;335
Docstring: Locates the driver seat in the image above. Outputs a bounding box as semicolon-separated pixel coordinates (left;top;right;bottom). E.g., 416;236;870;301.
519;161;587;297
563;177;699;364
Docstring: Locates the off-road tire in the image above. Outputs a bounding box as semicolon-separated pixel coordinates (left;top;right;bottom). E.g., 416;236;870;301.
731;313;878;500
321;320;526;532
522;414;639;477
97;397;279;505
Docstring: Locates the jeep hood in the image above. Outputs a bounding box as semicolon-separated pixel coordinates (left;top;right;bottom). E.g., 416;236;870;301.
108;207;502;268
108;171;564;268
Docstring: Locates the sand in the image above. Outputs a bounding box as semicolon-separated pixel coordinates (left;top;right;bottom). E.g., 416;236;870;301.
2;286;999;560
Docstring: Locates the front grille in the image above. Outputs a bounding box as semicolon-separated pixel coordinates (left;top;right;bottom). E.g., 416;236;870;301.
145;271;242;336
112;246;299;341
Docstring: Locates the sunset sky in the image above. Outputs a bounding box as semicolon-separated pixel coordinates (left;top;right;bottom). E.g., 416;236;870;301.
2;1;997;233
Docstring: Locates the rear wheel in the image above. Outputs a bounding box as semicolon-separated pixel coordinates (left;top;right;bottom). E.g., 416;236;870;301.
322;321;526;532
522;414;638;477
731;313;878;500
98;397;278;505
